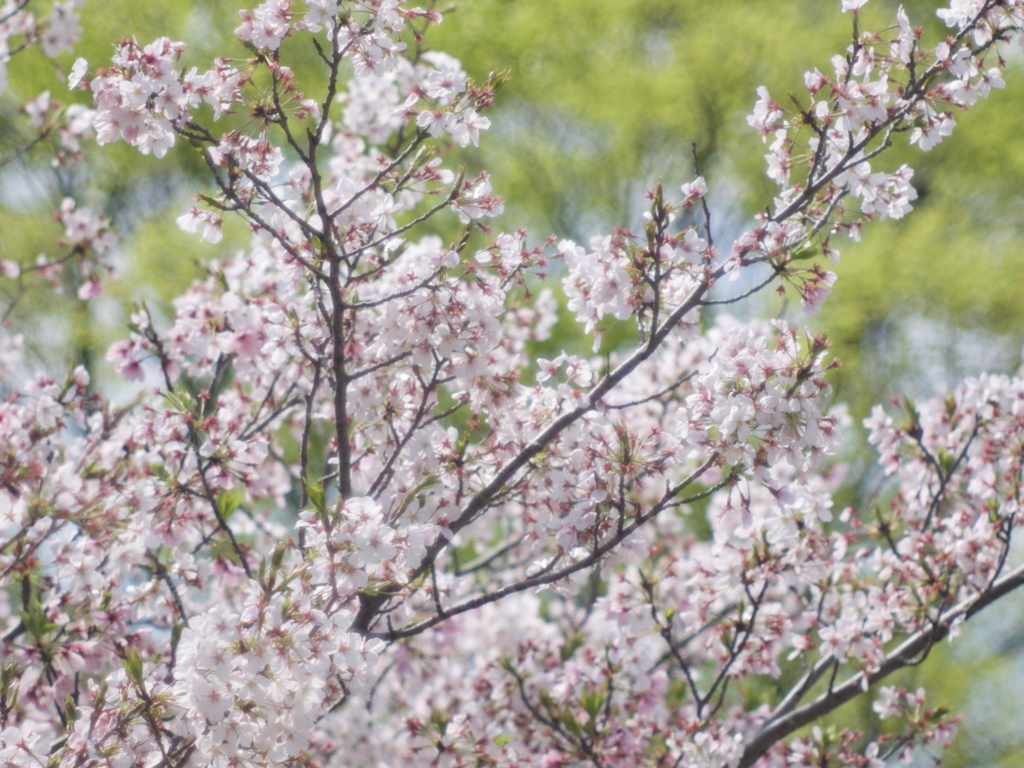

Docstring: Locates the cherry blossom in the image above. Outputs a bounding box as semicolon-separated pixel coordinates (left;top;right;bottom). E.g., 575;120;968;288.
2;0;1024;766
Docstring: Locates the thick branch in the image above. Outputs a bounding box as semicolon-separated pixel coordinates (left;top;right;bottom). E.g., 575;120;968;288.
737;562;1024;768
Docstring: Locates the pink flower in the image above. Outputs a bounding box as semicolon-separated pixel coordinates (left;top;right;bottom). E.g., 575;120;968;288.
76;278;103;300
68;57;88;89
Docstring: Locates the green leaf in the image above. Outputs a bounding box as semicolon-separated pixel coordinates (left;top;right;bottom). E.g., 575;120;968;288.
429;707;450;732
20;590;57;641
580;689;603;718
271;540;288;571
64;693;78;725
0;662;15;695
170;621;184;657
560;632;585;661
559;709;584;738
164;389;198;416
787;241;820;263
121;647;144;684
304;478;325;514
538;688;557;715
392;472;439;519
216;486;246;520
92;679;108;710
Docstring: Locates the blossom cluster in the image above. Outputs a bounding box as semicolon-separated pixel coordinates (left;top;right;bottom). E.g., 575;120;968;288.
0;0;83;94
739;0;1023;314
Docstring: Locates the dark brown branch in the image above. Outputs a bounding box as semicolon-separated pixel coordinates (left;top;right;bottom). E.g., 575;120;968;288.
736;561;1024;768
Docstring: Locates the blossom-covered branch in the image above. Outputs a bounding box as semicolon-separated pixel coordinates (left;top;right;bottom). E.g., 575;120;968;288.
0;0;1023;766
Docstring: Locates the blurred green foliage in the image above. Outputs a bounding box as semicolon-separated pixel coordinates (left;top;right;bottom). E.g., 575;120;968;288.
435;0;1024;421
435;4;1024;763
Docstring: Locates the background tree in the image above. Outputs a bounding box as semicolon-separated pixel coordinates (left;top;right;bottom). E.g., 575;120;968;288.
434;0;1024;413
416;10;1024;760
